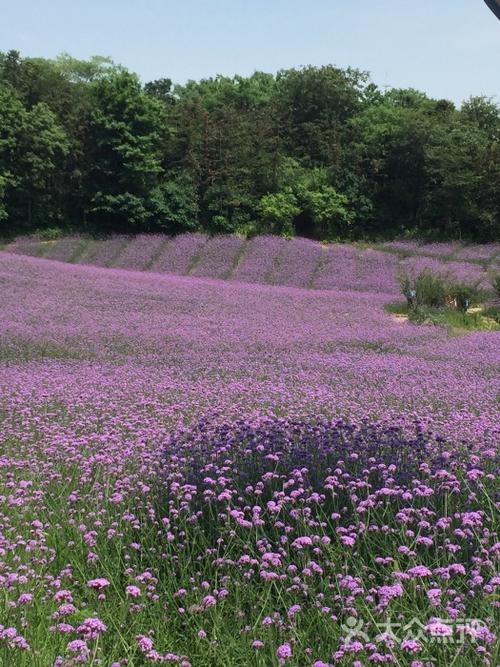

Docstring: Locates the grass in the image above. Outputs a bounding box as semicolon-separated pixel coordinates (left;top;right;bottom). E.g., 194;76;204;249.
145;235;171;270
482;303;500;324
308;246;328;289
69;237;93;263
385;301;500;334
186;236;210;275
0;339;89;362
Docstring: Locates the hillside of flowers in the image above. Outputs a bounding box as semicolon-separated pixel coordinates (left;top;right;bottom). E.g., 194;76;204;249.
5;233;500;295
0;248;499;666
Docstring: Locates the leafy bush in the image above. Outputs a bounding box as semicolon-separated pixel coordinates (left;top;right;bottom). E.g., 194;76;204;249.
256;190;299;237
36;227;65;241
400;269;448;309
482;303;500;323
400;270;483;312
416;269;450;308
449;282;483;312
396;270;494;331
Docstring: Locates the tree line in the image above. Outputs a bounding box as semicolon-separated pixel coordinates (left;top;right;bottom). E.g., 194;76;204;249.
1;50;499;241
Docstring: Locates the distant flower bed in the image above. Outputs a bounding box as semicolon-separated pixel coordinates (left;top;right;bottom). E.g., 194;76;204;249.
5;233;498;296
400;256;485;286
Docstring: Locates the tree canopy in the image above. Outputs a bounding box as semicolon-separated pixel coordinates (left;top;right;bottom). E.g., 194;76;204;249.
1;50;498;240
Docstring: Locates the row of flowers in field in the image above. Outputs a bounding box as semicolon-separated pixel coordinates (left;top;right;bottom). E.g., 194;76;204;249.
6;233;499;295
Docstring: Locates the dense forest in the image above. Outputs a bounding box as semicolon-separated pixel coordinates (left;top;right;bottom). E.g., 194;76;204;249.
0;50;499;241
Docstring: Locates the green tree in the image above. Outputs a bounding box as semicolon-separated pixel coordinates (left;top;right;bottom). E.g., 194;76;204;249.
83;70;165;229
257;190;300;236
274;65;368;166
150;173;199;232
422;113;500;239
261;159;352;239
15;102;70;227
0;86;69;229
348;90;434;236
0;86;25;223
461;96;500;140
299;185;351;239
144;78;175;104
1;50;497;241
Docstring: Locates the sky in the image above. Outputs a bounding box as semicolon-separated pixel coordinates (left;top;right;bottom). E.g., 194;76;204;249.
1;0;499;105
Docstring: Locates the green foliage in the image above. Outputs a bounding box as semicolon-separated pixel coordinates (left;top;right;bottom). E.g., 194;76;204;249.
408;306;500;333
461;96;500;139
52;53;116;83
260;160;353;239
416;272;448;309
400;270;483;312
151;175;199;232
400;269;449;309
83;70;165;229
300;185;351;237
449;282;483;312
37;227;65;240
274;65;368;164
0;86;25;224
0;84;70;229
1;50;499;239
482;303;500;323
294;168;353;238
386;300;500;333
0;173;8;221
257;190;299;236
395;270;493;333
144;77;174;103
210;214;233;234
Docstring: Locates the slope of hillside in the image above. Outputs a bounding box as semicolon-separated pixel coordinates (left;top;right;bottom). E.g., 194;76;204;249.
5;234;499;295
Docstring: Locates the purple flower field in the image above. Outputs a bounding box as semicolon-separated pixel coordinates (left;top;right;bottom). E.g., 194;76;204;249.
6;234;50;257
43;236;86;263
231;234;287;284
314;244;361;292
150;233;206;275
77;235;129;267
400;256;486;287
114;234;167;271
382;241;461;259
356;249;401;294
455;244;500;262
190;235;247;279
270;238;324;288
0;245;499;666
6;233;498;295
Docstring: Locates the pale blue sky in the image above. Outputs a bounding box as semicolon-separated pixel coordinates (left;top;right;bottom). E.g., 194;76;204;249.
1;0;499;105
